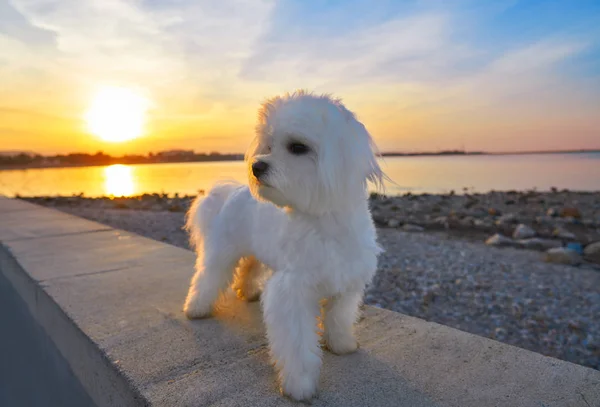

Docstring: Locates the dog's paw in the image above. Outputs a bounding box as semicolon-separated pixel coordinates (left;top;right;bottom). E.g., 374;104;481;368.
183;296;212;319
234;285;262;302
281;373;318;402
325;335;359;355
232;266;263;302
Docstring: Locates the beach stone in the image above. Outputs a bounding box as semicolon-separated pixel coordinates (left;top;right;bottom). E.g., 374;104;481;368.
469;208;489;219
535;216;554;226
463;198;478;209
473;219;488;228
560;207;582;219
566;242;584;255
495;213;518;226
584;241;600;263
553;227;576;240
433;216;448;225
513;224;536;239
402;224;424;232
459;217;475;227
544;247;582;266
168;204;183;212
488;208;501;216
494;327;508;340
485;234;514;247
387;219;400;228
517;238;561;251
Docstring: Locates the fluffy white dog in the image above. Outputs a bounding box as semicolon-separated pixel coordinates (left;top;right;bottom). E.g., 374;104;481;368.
183;90;385;401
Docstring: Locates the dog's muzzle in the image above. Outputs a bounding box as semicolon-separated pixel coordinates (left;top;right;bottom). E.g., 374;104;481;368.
252;160;270;179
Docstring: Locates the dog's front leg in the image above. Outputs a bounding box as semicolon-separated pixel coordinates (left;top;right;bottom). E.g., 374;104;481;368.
184;249;239;319
322;291;362;354
262;272;322;401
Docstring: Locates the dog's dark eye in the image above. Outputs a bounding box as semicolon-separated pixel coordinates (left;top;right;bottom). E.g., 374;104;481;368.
287;142;310;155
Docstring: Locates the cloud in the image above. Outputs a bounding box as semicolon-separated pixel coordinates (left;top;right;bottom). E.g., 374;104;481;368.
7;0;275;104
240;12;472;88
0;1;56;47
487;40;589;75
1;0;599;153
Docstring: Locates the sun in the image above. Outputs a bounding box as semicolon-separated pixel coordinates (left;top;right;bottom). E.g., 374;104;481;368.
85;86;150;142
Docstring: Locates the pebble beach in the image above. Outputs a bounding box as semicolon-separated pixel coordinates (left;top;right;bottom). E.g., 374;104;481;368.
22;189;600;370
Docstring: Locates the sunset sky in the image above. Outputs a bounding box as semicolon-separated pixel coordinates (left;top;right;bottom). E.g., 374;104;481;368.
1;0;599;155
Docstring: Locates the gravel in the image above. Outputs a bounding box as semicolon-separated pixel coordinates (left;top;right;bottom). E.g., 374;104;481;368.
27;199;600;371
371;229;600;371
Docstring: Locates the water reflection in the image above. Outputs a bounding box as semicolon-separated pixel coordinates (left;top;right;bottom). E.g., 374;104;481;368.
1;154;598;198
104;164;135;196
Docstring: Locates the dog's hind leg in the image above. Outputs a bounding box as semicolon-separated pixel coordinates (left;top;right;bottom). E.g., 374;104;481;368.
184;246;240;319
232;256;268;302
262;272;322;401
322;290;362;355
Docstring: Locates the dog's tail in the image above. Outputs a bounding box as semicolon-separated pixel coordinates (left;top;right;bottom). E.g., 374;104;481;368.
184;181;242;251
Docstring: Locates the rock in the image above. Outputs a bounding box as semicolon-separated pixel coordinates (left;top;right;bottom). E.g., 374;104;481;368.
463;198;478;209
488;208;501;216
469;208;489;219
560;207;582;219
387;219;400;228
563;216;583;225
485;234;515;247
552;227;576;240
473;219;488;228
402;224;424;232
517;238;562;251
494;327;508;340
543;247;582;265
535;216;554;226
547;208;559;217
431;205;442;213
513;224;535;239
459;217;475;227
433;216;448;225
584;241;600;263
495;213;518;226
566;242;584;255
168;204;183;212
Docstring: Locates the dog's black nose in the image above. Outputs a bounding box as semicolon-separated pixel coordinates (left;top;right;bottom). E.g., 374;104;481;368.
252;160;270;178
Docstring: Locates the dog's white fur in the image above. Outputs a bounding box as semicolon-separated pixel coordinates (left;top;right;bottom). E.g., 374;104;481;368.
183;90;384;401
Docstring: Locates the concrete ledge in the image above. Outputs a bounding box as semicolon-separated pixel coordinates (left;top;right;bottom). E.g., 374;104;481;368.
1;196;599;407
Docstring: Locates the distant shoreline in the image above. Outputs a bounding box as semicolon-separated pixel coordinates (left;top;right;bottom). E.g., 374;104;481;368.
381;149;600;157
0;159;244;172
0;149;598;172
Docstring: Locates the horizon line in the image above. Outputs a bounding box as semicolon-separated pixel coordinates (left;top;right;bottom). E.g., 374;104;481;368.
1;147;600;158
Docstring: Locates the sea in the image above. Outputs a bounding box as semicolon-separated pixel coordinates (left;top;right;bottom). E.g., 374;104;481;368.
0;153;598;197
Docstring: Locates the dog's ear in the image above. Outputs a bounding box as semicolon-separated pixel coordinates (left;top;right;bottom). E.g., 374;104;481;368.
333;100;385;191
361;123;385;191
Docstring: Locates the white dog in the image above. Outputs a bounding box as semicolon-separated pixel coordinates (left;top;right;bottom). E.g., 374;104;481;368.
183;90;385;401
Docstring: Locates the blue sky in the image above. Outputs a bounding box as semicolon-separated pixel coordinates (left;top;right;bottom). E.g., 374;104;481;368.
0;0;599;153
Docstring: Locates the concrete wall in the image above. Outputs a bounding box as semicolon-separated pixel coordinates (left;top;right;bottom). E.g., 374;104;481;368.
1;196;599;407
0;271;96;407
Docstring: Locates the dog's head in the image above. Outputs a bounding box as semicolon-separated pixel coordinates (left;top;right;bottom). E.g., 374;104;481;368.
245;90;384;215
